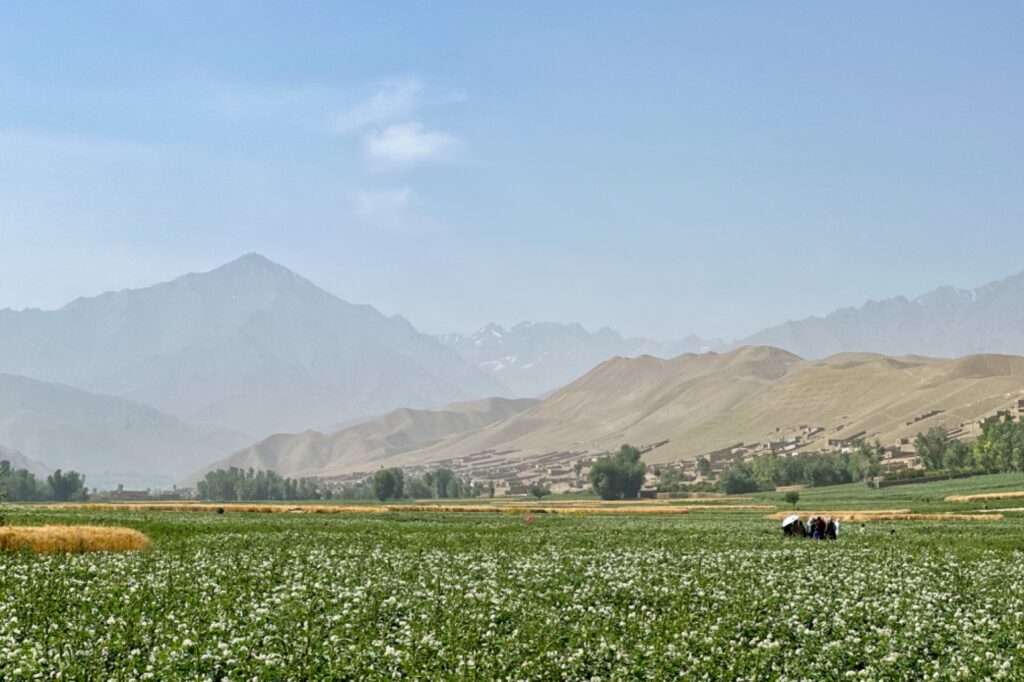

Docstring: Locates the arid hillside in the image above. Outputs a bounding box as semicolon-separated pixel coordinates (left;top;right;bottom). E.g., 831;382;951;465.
215;346;1024;480
186;397;539;482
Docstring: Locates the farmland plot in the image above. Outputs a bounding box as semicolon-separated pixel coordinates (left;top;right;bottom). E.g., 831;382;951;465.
1;510;1023;680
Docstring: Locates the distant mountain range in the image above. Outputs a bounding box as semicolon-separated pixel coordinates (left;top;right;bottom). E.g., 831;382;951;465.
0;373;249;489
443;271;1024;396
217;346;1024;479
438;322;721;397
0;253;505;438
5;253;1024;488
734;271;1024;359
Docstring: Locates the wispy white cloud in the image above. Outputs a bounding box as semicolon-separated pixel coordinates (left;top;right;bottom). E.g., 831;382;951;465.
363;122;460;169
332;78;424;134
201;76;465;169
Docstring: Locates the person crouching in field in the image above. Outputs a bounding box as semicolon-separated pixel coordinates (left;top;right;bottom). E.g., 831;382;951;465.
825;518;838;540
783;519;807;537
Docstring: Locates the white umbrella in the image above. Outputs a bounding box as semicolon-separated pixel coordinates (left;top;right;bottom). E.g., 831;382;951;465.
781;514;800;528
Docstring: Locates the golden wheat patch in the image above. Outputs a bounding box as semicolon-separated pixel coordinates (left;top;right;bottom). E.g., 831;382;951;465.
764;510;1002;522
0;525;150;553
945;491;1024;503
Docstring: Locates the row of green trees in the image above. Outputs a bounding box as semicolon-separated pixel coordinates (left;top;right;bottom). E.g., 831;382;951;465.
367;467;491;501
0;461;89;502
715;443;884;494
916;417;1024;474
195;467;326;501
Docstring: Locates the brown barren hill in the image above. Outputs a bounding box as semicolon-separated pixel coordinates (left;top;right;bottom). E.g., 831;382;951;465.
195;346;1024;478
184;397;538;483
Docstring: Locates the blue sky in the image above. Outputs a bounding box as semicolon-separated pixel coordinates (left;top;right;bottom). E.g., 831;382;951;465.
1;2;1022;340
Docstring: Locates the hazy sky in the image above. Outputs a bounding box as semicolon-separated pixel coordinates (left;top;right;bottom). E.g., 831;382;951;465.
1;2;1022;340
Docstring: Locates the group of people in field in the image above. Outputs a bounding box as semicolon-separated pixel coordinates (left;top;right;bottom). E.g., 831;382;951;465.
782;515;839;540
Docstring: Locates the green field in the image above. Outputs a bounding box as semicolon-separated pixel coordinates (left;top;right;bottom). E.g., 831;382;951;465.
3;475;1024;681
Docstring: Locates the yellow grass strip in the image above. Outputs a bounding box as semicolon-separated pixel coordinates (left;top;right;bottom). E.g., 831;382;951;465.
764;510;1001;522
512;506;689;516
945;491;1024;503
43;503;390;514
40;501;765;516
0;525;150;553
677;504;775;511
766;509;911;519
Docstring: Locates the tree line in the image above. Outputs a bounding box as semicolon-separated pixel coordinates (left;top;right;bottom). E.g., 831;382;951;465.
196;467;327;501
916;416;1024;474
0;461;89;502
712;443;884;494
364;467;492;501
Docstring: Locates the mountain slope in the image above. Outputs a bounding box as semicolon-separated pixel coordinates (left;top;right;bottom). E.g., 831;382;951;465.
0;444;50;478
0;373;249;489
293;346;1024;476
188;396;539;482
734;271;1024;359
0;254;507;436
440;321;721;397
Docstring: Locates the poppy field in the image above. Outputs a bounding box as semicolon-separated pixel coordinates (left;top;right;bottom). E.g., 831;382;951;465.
2;483;1024;681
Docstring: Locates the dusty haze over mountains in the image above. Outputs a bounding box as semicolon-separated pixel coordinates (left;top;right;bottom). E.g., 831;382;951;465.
0;254;504;437
734;271;1024;360
4;255;1024;488
437;323;720;398
196;346;1024;481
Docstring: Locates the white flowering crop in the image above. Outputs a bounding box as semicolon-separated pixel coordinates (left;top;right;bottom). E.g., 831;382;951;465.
1;509;1022;680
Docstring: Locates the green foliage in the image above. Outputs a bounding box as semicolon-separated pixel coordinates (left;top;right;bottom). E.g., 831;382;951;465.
0;460;7;526
405;477;434;499
372;468;405;501
196;467;325;501
783;490;800;508
696;456;713;479
944;440;973;471
972;416;1024;474
3;475;1024;678
529;483;551;500
658;468;684;490
590;444;646;500
1;461;89;503
718;444;882;493
915;427;950;471
911;417;1024;476
46;469;89;502
337;468;482;501
718;461;760;494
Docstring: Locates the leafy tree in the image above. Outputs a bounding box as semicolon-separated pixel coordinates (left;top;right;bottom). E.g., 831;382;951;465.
425;469;456;498
973;416;1024;474
915;427;949;471
405;477;433;499
717;461;760;494
943;440;972;471
372;468;404;501
0;460;8;526
783;490;800;508
590;445;646;500
697;457;713;479
658;467;684;491
529;483;551;500
46;469;88;502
